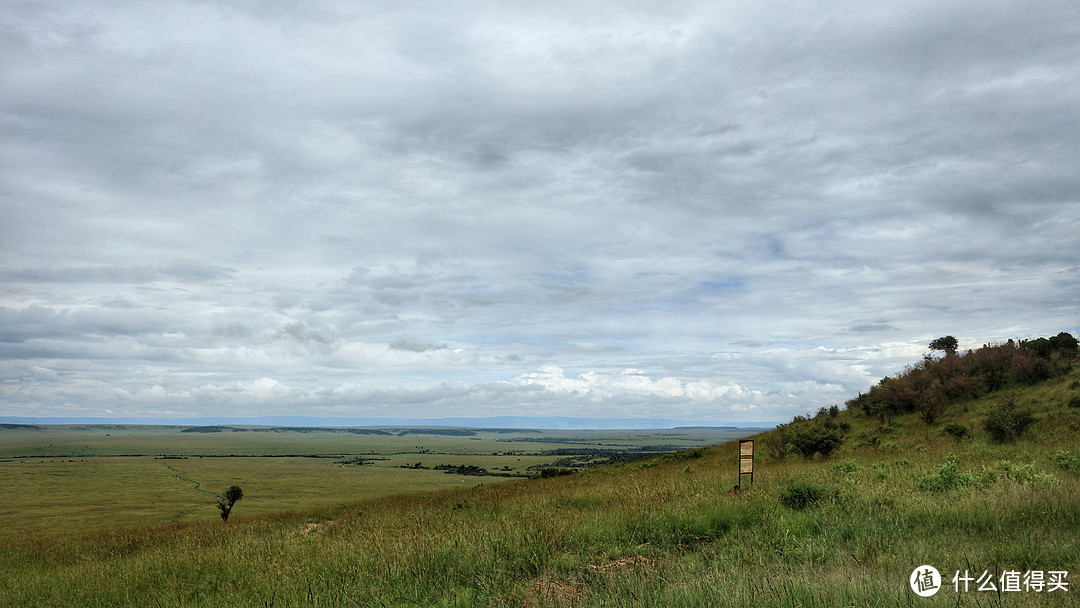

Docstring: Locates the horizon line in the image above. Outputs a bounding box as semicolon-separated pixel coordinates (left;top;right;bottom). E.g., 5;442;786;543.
0;414;779;430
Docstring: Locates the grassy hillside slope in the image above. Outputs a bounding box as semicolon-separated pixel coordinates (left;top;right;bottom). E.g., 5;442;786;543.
2;363;1078;606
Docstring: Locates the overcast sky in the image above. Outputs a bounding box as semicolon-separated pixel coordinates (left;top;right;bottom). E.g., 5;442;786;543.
1;0;1078;424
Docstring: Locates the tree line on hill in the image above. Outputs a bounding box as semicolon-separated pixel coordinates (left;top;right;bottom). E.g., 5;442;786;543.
846;332;1077;425
768;332;1078;459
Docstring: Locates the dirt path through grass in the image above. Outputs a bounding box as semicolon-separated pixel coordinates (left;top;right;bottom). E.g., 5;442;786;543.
160;462;219;523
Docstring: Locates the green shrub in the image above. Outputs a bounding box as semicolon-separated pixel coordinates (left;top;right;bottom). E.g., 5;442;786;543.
832;459;857;474
779;480;833;510
918;458;975;492
1068;396;1080;409
977;466;999;487
941;423;969;441
1052;450;1080;471
998;460;1057;487
856;431;881;450
983;394;1037;443
785;425;844;459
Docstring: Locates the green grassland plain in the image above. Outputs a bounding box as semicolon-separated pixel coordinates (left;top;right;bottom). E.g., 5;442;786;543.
0;425;748;538
2;365;1079;607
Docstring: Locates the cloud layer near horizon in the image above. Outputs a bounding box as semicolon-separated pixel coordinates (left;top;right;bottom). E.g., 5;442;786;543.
2;0;1078;422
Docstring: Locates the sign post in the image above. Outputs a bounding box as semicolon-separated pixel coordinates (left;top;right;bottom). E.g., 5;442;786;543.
738;439;754;489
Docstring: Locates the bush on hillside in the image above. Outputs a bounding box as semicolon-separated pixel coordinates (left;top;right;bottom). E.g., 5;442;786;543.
983;394;1037;443
998;460;1057;487
916;387;947;425
832;458;857;474
1052;450;1080;471
941;423;969;441
917;458;976;492
779;480;834;510
1024;332;1079;360
784;424;844;459
815;405;841;418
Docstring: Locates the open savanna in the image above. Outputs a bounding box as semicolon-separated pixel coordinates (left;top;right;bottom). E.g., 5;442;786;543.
1;353;1078;606
0;425;745;538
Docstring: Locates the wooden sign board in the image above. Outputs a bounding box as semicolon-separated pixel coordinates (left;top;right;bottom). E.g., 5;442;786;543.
738;439;754;487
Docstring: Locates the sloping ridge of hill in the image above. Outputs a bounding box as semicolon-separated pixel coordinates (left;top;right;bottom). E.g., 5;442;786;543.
4;337;1079;607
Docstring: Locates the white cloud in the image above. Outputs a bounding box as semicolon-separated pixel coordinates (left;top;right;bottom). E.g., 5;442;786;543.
1;0;1078;423
514;365;763;403
188;378;296;405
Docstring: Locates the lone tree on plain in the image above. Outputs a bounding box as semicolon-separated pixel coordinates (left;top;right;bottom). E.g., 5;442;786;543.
217;485;243;521
929;335;959;356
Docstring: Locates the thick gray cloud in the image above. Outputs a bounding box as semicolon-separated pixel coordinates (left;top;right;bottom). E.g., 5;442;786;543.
1;0;1077;423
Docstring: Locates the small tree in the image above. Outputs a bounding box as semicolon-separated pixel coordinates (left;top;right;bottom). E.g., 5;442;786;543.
217;485;244;521
915;387;947;425
929;336;959;356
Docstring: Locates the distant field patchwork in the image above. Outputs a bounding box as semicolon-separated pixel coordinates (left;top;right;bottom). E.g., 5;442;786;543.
0;425;756;538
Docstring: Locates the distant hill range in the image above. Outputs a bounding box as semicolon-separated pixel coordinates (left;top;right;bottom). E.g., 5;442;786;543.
0;415;775;430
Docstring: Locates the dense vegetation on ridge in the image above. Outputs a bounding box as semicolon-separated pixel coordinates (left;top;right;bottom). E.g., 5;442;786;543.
767;334;1080;461
846;333;1078;425
1;333;1078;607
